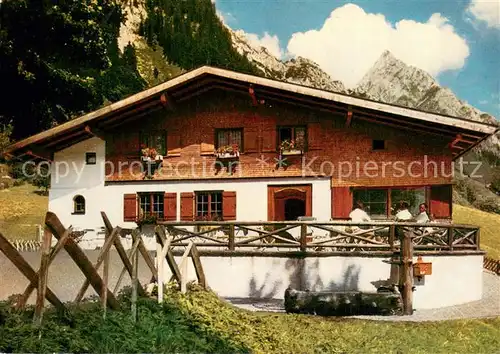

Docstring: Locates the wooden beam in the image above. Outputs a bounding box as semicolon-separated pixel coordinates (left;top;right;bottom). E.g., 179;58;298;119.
346;106;353;128
33;226;53;326
26;145;54;162
84;125;106;140
44;212;120;310
155;225;182;283
448;134;463;149
249;85;258;106
160;93;175;111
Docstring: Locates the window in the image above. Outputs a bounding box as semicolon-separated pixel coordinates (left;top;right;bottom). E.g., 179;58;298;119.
85;152;97;165
216;129;243;151
73;195;85;214
196;191;222;220
390;188;426;216
138;192;164;218
278;126;306;151
140;131;166;155
372;140;386;151
352;189;388;218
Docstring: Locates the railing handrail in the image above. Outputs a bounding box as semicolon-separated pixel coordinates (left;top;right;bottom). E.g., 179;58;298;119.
157;220;479;229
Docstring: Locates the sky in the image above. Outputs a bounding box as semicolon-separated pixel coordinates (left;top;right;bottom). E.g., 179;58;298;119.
214;0;500;118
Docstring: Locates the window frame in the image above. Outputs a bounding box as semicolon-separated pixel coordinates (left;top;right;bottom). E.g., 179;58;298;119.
72;195;86;215
85;152;97;165
137;192;164;220
277;125;307;151
195;190;223;221
139;130;167;156
215;128;244;152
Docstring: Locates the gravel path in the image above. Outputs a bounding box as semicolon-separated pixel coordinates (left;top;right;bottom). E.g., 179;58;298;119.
225;271;500;322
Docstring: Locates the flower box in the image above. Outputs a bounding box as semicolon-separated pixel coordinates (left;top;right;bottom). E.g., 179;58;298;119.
281;149;303;156
215;151;240;159
214;144;240;159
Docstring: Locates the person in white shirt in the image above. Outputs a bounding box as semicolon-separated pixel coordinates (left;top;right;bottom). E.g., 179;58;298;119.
415;203;430;223
395;201;413;221
349;201;371;223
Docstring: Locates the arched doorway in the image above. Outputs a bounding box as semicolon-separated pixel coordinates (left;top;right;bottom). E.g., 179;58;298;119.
284;198;306;221
268;185;312;221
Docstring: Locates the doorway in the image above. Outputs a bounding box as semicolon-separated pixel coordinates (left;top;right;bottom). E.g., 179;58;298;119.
268;185;312;221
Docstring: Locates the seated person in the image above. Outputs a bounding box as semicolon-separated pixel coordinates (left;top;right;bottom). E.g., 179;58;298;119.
415;203;430;223
349;201;371;223
395;201;412;221
348;201;372;235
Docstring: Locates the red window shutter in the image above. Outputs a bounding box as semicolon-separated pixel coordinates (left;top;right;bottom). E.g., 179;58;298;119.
331;187;353;219
261;127;277;152
307;123;322;150
180;192;194;221
123;194;137;222
164;193;177;221
244;127;259;153
430;185;452;219
167;131;181;156
222;191;237;220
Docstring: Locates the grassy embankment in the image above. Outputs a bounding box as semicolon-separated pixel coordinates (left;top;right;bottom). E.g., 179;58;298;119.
1;285;499;354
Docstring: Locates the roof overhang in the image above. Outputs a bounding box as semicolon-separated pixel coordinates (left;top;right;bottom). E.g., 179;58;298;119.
3;66;498;161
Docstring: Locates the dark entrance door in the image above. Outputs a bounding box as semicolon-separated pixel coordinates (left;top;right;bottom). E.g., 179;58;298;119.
268;185;312;221
284;198;306;221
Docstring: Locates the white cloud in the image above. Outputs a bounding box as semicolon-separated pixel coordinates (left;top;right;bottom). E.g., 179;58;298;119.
287;4;470;88
467;0;500;29
244;32;284;59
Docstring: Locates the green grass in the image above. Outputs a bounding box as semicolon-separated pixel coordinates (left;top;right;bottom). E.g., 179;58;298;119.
1;285;499;353
454;204;500;259
0;183;48;240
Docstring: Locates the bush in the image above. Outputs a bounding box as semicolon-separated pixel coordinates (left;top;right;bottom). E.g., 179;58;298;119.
472;196;500;214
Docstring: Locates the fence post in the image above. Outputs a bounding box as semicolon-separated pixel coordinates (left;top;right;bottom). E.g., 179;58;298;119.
448;227;454;251
131;245;139;322
475;228;480;250
300;224;307;252
388;224;399;285
400;228;414;315
102;228;110;320
228;224;235;251
33;227;52;326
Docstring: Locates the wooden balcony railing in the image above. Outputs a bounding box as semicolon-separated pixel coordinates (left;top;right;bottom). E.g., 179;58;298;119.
155;221;481;256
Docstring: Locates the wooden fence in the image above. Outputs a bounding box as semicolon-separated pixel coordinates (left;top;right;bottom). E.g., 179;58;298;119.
0;211;206;326
157;220;481;256
0;216;486;321
484;256;500;275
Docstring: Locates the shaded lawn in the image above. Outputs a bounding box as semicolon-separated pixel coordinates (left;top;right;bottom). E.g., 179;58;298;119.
454;204;500;259
0;184;48;240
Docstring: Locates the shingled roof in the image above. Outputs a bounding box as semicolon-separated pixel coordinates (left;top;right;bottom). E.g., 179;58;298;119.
3;66;498;160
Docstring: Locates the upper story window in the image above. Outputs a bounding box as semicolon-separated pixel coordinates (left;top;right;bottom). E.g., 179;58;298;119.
140;131;166;156
73;195;85;215
196;191;222;221
216;129;243;152
390;188;426;216
139;192;164;219
278;126;306;153
372;139;386;151
85;152;97;165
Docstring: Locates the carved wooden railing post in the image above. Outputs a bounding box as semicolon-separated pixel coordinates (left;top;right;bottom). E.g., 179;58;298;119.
388;225;399;285
448;227;455;251
228;224;235;251
300;224;307;252
400;228;414;315
475;228;480;250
